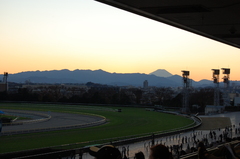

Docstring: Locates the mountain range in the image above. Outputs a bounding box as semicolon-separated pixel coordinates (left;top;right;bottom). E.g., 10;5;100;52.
2;69;239;87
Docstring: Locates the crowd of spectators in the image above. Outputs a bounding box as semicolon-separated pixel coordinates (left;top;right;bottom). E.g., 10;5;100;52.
88;144;173;159
87;141;240;159
86;125;240;159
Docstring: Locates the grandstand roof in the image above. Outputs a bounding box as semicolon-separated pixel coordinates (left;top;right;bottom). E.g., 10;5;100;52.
96;0;240;49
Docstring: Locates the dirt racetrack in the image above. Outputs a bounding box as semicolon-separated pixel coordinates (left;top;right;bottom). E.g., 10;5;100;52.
196;117;231;130
1;109;106;135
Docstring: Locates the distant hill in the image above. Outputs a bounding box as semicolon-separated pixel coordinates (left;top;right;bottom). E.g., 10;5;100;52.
149;69;173;77
3;69;236;87
165;74;200;87
196;79;213;87
6;69;179;87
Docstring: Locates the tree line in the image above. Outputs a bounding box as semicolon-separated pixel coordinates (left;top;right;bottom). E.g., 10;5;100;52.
0;85;218;113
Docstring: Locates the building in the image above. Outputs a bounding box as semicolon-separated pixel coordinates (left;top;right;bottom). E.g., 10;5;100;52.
205;105;225;115
143;80;148;89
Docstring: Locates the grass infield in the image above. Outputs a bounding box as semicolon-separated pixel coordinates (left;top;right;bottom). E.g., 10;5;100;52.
0;103;193;153
0;114;31;120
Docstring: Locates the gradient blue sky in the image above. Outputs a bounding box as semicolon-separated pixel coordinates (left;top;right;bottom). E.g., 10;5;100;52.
1;0;240;81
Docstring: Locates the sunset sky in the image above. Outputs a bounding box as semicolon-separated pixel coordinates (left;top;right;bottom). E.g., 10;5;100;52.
1;0;240;82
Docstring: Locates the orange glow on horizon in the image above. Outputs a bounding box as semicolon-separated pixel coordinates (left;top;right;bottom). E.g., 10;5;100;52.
1;0;240;83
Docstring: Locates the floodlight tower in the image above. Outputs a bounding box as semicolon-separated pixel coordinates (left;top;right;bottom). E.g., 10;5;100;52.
182;70;190;114
212;69;220;106
221;68;230;106
3;72;8;91
3;72;8;83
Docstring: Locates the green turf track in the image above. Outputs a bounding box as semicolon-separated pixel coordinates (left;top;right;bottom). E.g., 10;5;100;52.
0;103;193;153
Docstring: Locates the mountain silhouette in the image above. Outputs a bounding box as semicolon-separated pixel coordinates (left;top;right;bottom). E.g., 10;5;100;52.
149;69;173;77
2;69;228;87
7;69;179;87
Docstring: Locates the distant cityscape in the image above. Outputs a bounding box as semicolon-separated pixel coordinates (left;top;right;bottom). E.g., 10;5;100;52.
0;69;240;115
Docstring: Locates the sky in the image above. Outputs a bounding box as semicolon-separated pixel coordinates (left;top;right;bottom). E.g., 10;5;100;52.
1;0;240;82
